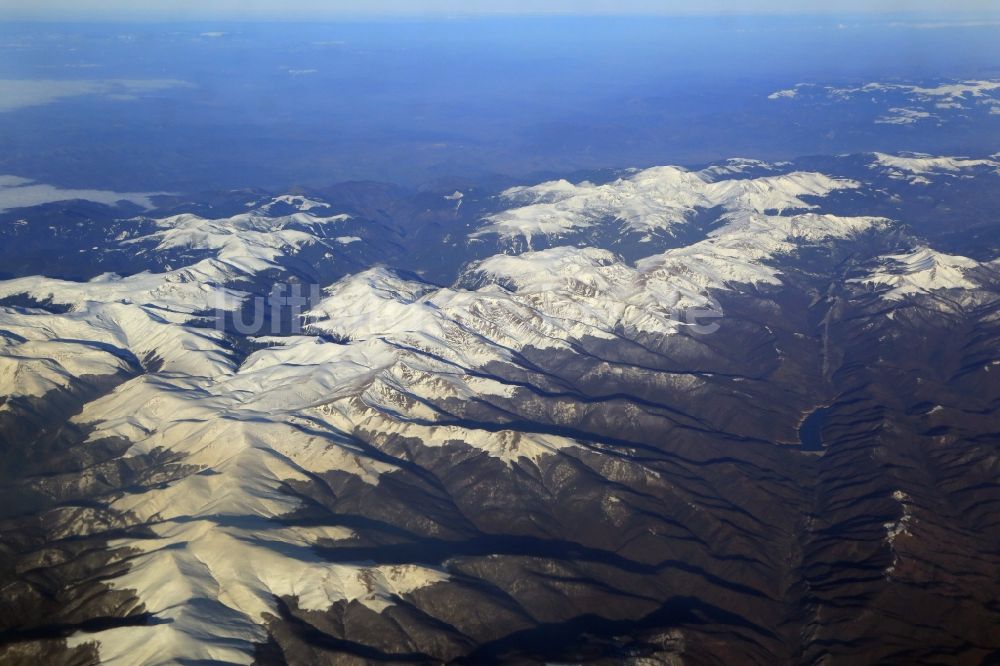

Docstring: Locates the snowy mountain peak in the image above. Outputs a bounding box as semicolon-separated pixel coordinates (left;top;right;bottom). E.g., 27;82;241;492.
247;193;334;213
852;247;993;300
464;246;622;291
472;164;859;245
872;151;999;177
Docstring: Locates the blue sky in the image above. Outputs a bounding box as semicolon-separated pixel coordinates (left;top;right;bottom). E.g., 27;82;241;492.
2;0;999;19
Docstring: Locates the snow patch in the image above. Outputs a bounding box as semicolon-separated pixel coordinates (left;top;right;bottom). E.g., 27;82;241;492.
883;490;914;577
768;88;798;100
875;107;934;125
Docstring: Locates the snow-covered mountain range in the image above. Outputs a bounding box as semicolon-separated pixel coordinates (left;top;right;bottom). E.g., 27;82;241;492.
1;151;999;665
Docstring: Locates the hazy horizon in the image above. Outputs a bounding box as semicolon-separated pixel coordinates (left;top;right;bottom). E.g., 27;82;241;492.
3;0;1000;21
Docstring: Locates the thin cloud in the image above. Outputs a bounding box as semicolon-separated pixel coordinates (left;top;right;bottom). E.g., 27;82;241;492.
0;78;191;112
5;0;999;19
889;20;1000;29
0;175;166;212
